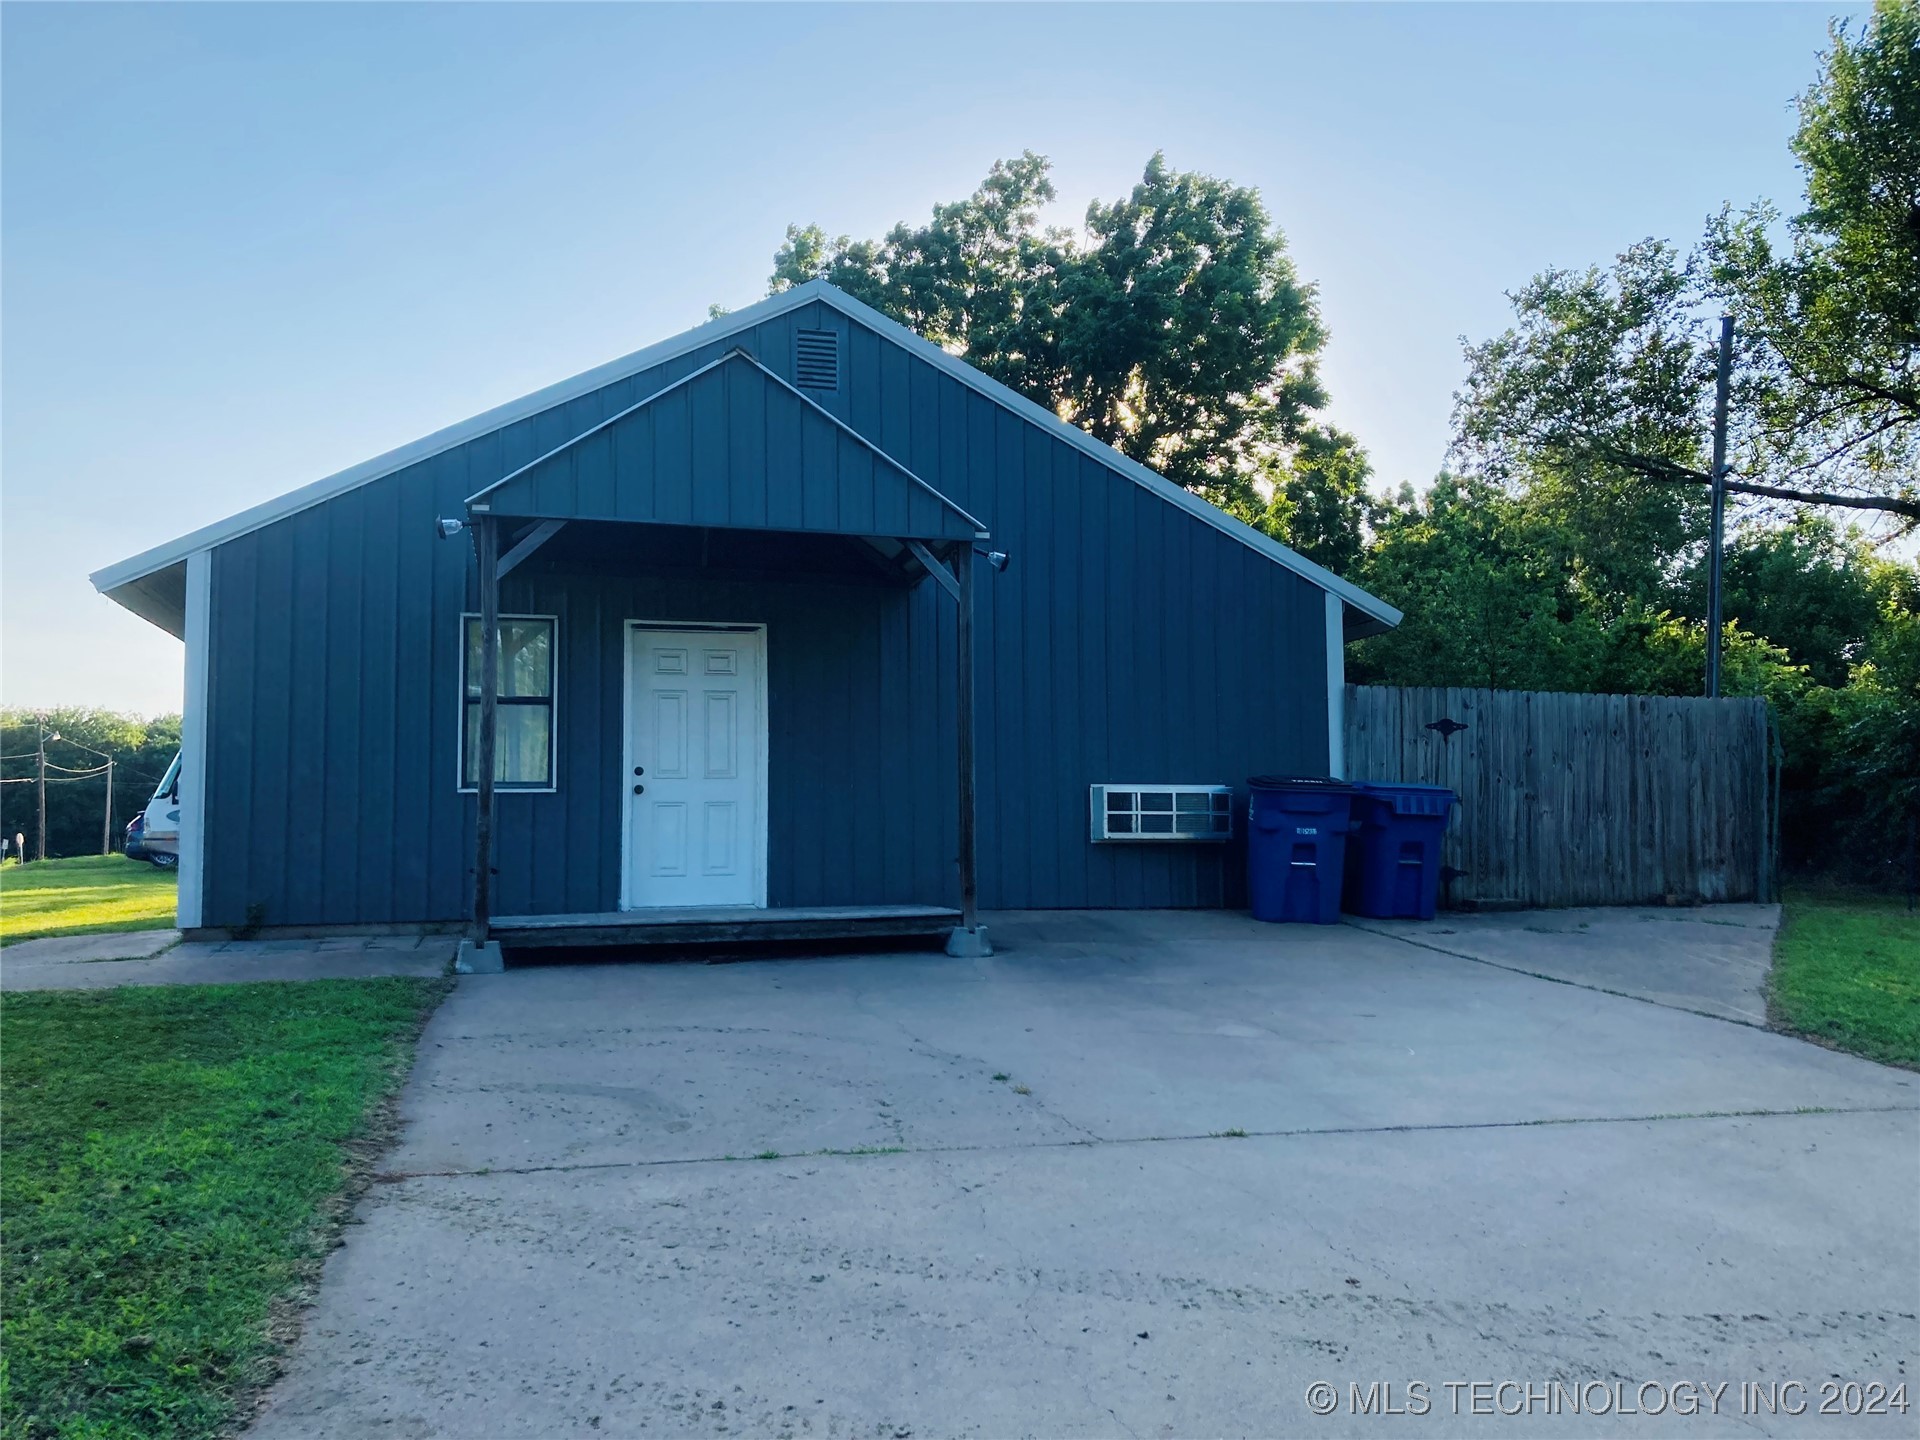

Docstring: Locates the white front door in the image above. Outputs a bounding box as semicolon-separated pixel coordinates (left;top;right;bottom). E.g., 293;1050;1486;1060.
624;625;767;909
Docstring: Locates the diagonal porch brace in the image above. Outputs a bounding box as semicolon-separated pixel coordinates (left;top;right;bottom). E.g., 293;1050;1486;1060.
498;519;567;579
904;539;961;601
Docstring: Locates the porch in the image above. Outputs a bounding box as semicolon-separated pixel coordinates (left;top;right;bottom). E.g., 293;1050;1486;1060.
488;903;962;950
452;346;995;969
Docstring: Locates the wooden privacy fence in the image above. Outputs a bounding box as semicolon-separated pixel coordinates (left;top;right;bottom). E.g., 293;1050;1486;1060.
1343;685;1775;910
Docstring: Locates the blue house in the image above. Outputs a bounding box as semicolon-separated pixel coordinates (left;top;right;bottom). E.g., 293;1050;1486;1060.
92;281;1400;964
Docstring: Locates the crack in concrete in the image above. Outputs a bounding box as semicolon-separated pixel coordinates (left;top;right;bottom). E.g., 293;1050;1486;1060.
1344;920;1777;1031
373;1102;1918;1184
862;995;1108;1146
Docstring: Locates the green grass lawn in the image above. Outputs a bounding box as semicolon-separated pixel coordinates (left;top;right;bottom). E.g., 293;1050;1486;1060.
1770;886;1919;1069
0;856;178;947
1;978;449;1440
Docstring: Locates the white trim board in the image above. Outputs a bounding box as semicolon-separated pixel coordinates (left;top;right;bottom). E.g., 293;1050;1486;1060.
175;551;213;929
1325;591;1347;780
818;287;1401;633
90;286;819;597
92;280;1400;632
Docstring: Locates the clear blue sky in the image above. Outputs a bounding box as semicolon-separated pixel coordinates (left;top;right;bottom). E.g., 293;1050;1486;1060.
2;2;1859;715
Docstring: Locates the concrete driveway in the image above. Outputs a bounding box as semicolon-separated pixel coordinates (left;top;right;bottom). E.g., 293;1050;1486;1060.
250;910;1919;1438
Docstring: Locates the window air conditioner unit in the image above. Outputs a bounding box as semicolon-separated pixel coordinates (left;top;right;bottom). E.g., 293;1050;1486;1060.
1090;784;1234;842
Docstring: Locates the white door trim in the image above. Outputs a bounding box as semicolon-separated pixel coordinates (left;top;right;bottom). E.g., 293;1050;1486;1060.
619;621;769;910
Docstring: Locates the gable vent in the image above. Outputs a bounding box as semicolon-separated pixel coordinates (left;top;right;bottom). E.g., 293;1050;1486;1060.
794;329;840;392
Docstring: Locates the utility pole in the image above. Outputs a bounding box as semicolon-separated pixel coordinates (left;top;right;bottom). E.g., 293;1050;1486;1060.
35;717;48;863
1706;314;1735;698
103;758;115;855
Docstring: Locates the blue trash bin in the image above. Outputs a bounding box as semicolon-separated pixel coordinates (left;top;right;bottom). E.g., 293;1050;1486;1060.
1247;776;1355;924
1342;782;1456;920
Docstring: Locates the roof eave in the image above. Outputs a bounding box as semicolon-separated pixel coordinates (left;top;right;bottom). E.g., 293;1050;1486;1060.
90;283;843;602
98;560;189;640
1341;604;1400;642
799;286;1403;631
91;276;1399;631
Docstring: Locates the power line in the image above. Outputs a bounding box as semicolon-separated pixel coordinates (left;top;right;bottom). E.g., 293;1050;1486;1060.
2;759;164;784
51;737;114;762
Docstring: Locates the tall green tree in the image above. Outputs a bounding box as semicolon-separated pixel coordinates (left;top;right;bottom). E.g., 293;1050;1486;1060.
771;152;1360;543
1353;474;1610;692
1691;515;1901;686
1706;0;1920;515
1249;426;1377;575
772;152;1069;403
1456;0;1920;527
1351;471;1830;701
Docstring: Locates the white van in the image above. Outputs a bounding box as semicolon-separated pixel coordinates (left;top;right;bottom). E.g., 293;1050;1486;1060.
141;751;181;869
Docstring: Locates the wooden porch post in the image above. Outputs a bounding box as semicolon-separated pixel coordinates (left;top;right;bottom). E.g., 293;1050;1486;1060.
471;512;501;948
946;542;991;955
904;537;988;954
956;544;978;931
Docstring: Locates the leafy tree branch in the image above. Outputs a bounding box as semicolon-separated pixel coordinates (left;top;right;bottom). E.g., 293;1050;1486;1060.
1456;0;1920;531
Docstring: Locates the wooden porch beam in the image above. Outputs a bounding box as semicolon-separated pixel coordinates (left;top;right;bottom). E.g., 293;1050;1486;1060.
844;536;912;584
497;519;566;579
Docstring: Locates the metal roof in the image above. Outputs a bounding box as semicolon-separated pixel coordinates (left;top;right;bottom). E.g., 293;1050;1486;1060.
92;279;1401;633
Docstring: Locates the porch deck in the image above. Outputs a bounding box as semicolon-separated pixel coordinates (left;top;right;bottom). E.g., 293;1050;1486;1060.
489;904;961;951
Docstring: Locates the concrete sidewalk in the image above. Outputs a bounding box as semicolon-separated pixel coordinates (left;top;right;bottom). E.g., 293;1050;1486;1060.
2;930;453;990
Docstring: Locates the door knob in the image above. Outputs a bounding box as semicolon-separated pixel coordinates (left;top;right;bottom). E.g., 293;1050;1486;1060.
633;765;644;776
633;783;645;795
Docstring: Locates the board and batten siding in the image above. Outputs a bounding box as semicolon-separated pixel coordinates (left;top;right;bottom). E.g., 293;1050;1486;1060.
483;351;980;542
200;300;1332;928
1343;684;1774;908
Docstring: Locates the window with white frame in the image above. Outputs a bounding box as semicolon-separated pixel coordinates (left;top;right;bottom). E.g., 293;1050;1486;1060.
460;614;556;790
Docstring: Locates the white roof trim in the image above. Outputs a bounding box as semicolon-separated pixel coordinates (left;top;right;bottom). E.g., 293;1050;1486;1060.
813;285;1401;630
91;278;1399;629
89;285;816;595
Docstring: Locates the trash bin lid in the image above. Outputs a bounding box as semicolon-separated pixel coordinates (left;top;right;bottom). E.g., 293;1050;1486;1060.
1351;781;1456;815
1247;774;1355;792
